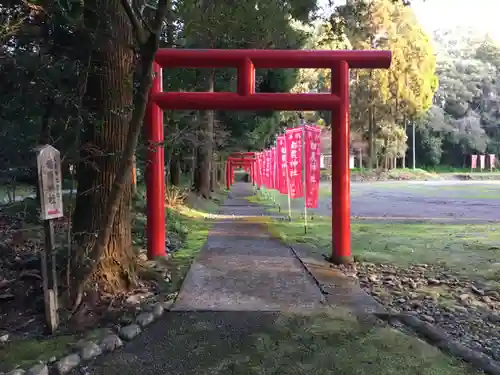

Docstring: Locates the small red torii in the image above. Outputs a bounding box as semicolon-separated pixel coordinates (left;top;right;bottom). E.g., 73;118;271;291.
144;48;392;264
225;152;256;189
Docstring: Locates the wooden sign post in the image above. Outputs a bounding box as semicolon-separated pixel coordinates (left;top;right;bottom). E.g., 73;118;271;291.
36;145;64;334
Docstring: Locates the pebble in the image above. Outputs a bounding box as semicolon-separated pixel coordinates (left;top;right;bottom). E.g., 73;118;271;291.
80;342;102;361
427;278;441;285
6;370;25;375
421;314;435;323
162;300;174;310
152;303;164;318
136;312;154;327
119;324;142;340
488;313;500;324
348;262;500;365
471;285;485;296
100;334;123;352
25;364;48;375
54;354;80;375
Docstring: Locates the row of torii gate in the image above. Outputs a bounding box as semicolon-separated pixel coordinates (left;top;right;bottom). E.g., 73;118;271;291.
225;152;255;188
144;48;392;264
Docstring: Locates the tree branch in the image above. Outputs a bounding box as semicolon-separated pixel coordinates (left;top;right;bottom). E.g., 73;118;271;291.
120;0;147;44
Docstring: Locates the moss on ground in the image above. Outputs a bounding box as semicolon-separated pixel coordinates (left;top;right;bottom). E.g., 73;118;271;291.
202;309;480;375
0;328;111;372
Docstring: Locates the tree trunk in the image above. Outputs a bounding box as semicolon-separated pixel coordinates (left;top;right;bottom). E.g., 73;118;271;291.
170;154;181;186
194;69;214;198
132;154;137;196
216;164;222;184
165;146;173;185
368;106;374;169
210;158;216;192
402;116;407;168
190;149;196;189
72;0;136;293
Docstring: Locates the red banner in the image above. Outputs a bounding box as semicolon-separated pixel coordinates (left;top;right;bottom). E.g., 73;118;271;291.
270;147;276;189
264;149;271;188
258;152;264;187
285;127;304;198
254;153;259;187
276;135;288;194
471;155;477;169
490;154;496;170
304;125;321;208
261;151;267;187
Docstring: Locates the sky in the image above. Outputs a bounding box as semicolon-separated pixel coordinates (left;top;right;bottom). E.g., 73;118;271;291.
317;0;500;41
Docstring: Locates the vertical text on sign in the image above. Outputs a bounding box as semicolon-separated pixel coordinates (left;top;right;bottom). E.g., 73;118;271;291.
304;125;322;209
285;127;304;199
37;145;64;220
277;135;288;195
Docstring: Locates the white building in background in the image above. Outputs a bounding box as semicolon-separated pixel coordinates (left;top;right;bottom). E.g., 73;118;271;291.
319;128;357;170
320;154;356;170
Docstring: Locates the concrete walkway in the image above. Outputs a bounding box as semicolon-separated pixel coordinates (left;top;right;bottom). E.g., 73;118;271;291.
71;183;327;375
172;183;324;312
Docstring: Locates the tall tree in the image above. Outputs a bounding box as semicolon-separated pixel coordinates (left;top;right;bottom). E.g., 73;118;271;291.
331;0;437;168
71;0;136;293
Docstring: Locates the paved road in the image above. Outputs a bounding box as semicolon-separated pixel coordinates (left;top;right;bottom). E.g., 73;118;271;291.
348;181;500;222
277;181;500;223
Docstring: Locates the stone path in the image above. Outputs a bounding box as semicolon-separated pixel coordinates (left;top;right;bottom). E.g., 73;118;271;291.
71;183;328;375
172;184;324;312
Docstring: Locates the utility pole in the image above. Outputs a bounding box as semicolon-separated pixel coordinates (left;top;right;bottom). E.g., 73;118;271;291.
412;120;416;169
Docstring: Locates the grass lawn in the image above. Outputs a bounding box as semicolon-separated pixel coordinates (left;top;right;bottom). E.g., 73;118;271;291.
205;309;481;375
269;214;500;281
250;190;500;284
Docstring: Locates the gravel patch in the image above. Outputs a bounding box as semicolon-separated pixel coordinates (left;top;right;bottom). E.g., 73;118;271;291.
334;262;500;362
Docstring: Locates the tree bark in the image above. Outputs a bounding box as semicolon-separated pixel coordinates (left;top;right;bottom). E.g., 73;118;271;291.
170;154;181;186
72;0;136;293
193;69;214;198
368;106;374;169
66;0;168;308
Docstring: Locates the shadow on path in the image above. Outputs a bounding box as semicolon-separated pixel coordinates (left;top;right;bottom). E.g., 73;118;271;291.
67;183;483;375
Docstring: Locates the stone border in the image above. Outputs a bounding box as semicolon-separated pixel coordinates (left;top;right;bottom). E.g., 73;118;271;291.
374;312;500;375
286;241;500;375
2;300;175;375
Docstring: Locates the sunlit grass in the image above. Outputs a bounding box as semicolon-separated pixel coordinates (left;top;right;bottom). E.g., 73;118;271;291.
272;215;500;280
164;190;228;290
251;190;500;282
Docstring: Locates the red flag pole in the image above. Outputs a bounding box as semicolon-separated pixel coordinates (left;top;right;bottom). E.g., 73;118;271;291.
300;118;308;234
284;133;292;220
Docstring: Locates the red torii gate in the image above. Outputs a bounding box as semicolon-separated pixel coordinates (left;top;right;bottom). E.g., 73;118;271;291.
225;152;256;189
144;49;392;263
